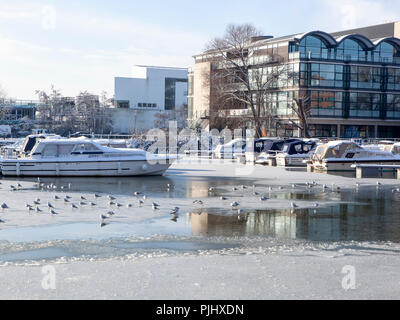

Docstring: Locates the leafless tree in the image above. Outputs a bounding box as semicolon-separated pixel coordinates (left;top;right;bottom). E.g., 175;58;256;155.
154;111;169;130
205;23;291;137
288;90;312;138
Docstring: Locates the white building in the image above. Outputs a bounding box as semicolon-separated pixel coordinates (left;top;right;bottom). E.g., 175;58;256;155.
112;65;188;133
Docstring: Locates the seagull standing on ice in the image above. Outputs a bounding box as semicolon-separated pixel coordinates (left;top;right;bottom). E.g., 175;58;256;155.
231;201;240;208
291;202;298;209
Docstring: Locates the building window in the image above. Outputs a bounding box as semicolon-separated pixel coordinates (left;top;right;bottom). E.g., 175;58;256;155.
116;100;130;108
165;78;188;111
310;90;342;117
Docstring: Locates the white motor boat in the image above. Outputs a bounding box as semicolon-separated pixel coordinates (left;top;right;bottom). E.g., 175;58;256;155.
276;139;318;167
307;140;400;172
214;138;246;159
1;136;174;177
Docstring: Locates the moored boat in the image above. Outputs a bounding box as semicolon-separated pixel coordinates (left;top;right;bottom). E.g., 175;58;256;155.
1;136;174;177
276;139;318;167
307;140;400;172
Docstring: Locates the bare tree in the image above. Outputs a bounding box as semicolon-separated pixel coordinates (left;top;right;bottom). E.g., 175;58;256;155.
205;24;290;137
288;90;312;138
154;111;169;130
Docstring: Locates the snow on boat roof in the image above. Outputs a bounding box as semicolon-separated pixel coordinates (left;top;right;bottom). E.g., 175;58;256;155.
323;140;356;148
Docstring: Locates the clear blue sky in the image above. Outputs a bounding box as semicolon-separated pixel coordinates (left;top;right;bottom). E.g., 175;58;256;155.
0;0;399;99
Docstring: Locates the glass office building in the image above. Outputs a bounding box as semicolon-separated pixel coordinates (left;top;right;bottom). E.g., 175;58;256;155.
192;22;400;138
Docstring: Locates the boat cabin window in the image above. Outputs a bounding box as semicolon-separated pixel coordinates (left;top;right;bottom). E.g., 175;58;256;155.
392;146;400;154
72;143;101;154
303;144;313;153
41;144;75;157
294;143;303;153
23;137;37;153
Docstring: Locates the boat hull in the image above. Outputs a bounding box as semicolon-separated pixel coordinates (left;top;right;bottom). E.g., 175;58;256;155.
312;159;400;172
1;159;172;177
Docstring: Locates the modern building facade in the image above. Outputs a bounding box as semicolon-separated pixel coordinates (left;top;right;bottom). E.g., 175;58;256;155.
113;66;188;133
189;22;400;138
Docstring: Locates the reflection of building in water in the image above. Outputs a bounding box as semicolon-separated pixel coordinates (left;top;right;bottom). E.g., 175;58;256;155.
186;181;211;198
190;211;297;238
190;190;400;241
190;212;247;236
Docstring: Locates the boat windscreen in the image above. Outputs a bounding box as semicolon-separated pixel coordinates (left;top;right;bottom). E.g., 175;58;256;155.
23;137;37;153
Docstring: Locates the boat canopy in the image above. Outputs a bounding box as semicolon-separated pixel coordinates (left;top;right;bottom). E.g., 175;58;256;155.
314;141;362;159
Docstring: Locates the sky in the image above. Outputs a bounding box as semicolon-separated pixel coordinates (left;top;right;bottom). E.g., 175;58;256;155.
0;0;400;100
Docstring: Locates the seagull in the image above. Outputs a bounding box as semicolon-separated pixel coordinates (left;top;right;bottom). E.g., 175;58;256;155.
220;196;228;201
17;183;22;189
152;203;160;210
292;184;296;189
323;184;328;190
208;187;215;192
193;200;203;205
116;203;123;208
71;203;78;209
94;194;101;198
79;201;87;206
80;196;87;200
241;185;247;189
142;195;147;201
376;182;382;187
291;202;298;209
0;218;5;223
231;201;239;208
314;202;319;208
33;200;40;205
27;206;34;213
101;214;109;221
90;202;97;206
1;203;9;210
134;192;141;196
65;195;72;199
50;209;58;215
64;198;70;203
108;201;115;206
36;207;42;213
47;202;54;209
26;204;32;209
54;195;60;200
232;187;238;191
127;203;133;208
170;207;180;214
260;196;268;201
253;191;260;196
108;195;116;201
107;211;115;217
